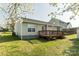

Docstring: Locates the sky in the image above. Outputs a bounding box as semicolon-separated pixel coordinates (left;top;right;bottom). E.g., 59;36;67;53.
0;3;79;28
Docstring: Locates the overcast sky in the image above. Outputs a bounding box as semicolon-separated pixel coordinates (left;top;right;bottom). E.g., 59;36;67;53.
0;3;79;28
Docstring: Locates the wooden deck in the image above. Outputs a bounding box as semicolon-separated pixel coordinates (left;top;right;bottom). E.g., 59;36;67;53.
38;30;64;40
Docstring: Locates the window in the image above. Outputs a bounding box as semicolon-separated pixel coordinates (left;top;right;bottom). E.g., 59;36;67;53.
32;28;35;32
28;28;31;32
28;28;35;32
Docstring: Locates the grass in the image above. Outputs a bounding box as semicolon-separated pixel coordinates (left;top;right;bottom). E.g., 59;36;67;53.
0;32;78;56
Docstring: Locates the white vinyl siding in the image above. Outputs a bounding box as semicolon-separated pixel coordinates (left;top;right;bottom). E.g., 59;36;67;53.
20;23;43;36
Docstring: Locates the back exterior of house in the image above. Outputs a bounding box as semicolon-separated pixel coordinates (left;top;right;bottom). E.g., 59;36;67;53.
14;17;71;39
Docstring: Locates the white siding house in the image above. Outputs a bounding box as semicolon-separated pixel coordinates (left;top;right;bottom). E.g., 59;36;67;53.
14;18;47;39
67;22;72;29
14;17;71;39
48;18;71;31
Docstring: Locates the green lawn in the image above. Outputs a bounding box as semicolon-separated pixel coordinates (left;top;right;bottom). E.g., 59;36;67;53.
0;32;78;56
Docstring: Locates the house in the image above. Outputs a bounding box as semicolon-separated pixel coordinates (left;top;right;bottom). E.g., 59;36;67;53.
0;26;8;32
0;26;4;32
66;22;72;29
63;27;77;35
48;18;72;31
14;17;71;39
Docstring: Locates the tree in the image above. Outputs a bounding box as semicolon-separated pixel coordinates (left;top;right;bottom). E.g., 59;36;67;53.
49;3;79;20
6;3;33;34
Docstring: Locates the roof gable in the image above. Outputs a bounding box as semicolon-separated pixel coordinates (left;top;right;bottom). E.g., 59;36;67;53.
49;18;67;24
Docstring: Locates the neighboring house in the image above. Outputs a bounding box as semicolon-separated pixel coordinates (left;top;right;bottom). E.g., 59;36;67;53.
0;26;4;32
0;26;7;32
14;17;71;39
48;18;71;31
66;22;72;29
63;27;77;35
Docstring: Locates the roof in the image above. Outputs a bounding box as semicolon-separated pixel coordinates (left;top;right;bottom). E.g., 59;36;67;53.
18;17;69;27
49;18;67;24
67;22;71;25
20;17;48;25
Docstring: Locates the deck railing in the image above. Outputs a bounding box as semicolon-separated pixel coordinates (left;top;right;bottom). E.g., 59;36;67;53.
38;30;64;36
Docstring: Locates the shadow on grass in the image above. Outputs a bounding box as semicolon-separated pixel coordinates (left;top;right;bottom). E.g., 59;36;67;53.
0;35;20;43
0;32;49;44
23;38;48;44
64;38;79;56
0;33;48;44
0;32;65;44
23;37;64;44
